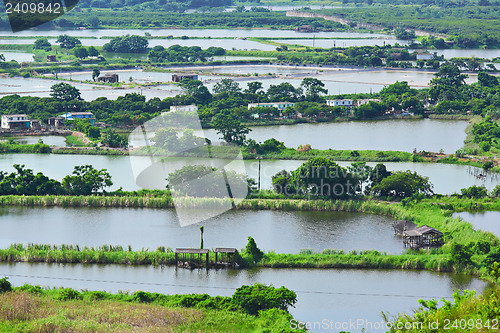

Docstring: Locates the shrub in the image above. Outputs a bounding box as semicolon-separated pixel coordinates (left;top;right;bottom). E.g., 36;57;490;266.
491;185;500;198
245;237;264;263
54;288;81;301
451;243;473;266
0;278;12;293
231;283;297;316
460;185;488;199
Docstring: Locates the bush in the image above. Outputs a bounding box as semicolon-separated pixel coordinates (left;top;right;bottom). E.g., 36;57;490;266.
491;185;500;198
451;243;473;266
0;277;12;293
245;237;264;263
460;185;488;199
55;288;81;300
231;283;297;316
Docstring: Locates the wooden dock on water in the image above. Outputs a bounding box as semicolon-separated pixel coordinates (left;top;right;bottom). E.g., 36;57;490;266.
393;220;444;250
175;247;237;269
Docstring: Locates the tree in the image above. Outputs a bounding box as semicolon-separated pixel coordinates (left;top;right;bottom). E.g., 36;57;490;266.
370;170;433;199
92;68;100;82
167;165;248;198
0;164;63;195
245;236;264;263
431;64;468;87
88;46;99;57
478;71;498;87
179;79;212;104
56;35;81;49
103;35;149;53
213;78;241;94
34;38;51;51
73;46;88;59
245;81;264;95
266;82;303;102
101;129;128;148
300;77;328;101
212;111;250;145
289;157;359;199
232;283;297;315
50;83;82;101
62;165;113;195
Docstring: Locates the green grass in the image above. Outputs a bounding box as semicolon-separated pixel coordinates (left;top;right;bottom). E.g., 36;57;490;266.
0;287;302;332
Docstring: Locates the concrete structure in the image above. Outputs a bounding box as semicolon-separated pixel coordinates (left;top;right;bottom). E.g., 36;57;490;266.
30;119;42;130
48;117;65;128
326;99;353;107
248;102;295;111
97;73;119;83
172;74;198;82
355;99;381;107
1;114;30;130
416;53;434;61
295;25;314;32
170;105;198;112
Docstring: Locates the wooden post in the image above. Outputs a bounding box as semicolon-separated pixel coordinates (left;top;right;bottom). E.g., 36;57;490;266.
215;252;218;267
175;253;178;266
206;252;209;268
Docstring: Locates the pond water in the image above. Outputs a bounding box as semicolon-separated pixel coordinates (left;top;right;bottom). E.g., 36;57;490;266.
281;38;408;48
2;135;67;146
414;49;500;60
0;149;496;195
454;211;500;239
0;207;402;253
2;67;449;100
204;119;468;153
0;50;34;62
0;262;491;332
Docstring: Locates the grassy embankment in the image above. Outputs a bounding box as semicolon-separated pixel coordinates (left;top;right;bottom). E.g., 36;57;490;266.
0;196;499;278
0;283;300;332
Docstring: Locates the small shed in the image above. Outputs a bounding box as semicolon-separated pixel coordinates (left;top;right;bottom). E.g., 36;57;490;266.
98;73;119;83
47;55;57;62
30;119;42;130
172;74;198;82
403;225;443;249
175;248;209;268
393;220;417;236
295;25;314;33
214;248;237;268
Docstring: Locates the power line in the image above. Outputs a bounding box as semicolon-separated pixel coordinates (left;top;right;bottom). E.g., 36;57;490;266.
1;272;454;299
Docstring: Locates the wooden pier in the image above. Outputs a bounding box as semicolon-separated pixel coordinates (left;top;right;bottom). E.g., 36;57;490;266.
174;247;237;269
174;248;209;269
393;220;444;249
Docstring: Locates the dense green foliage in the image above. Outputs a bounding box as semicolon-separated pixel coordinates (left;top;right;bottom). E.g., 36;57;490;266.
0;281;303;332
472;117;500;153
103;35;149;53
149;45;225;62
0;164;112;196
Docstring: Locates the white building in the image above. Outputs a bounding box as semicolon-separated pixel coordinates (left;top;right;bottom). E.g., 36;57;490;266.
169;105;198;112
248;102;295;111
355;99;381;107
326;99;353;107
1;114;30;130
